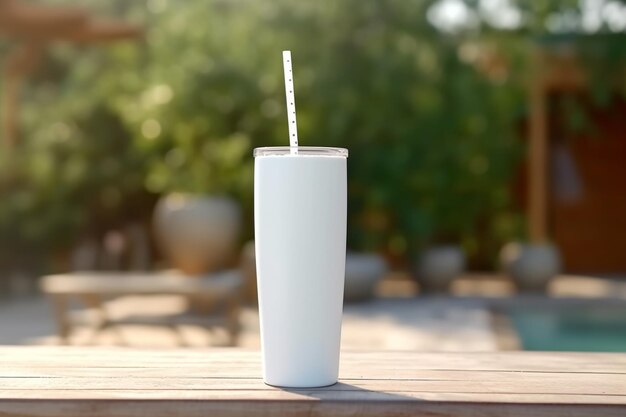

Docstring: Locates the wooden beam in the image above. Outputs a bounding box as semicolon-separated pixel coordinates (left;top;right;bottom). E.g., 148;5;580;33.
528;48;548;243
0;0;88;38
62;19;142;43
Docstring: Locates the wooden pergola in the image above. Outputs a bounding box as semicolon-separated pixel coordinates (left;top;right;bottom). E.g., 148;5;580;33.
0;0;141;150
527;41;588;243
526;35;626;243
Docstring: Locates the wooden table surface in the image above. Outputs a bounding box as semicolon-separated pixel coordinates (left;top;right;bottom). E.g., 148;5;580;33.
1;347;625;417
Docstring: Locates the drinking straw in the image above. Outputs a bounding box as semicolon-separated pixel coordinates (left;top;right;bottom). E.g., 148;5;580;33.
282;50;298;154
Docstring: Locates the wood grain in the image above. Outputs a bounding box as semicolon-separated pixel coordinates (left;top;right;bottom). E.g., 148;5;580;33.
1;347;625;417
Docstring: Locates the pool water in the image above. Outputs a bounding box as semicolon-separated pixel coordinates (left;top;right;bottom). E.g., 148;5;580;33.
510;306;626;352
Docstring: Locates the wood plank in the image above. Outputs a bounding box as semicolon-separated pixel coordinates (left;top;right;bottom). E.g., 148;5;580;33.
2;375;625;395
1;400;623;417
3;366;624;379
1;347;625;417
2;348;623;373
2;390;626;403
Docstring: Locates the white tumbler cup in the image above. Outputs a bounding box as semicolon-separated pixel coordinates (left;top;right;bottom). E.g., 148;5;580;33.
254;146;348;388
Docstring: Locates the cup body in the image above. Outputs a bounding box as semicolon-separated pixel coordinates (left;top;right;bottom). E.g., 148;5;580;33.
254;146;347;388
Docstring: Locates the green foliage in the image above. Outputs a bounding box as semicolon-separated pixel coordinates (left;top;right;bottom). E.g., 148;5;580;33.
0;101;151;259
127;0;526;257
0;40;153;259
2;0;626;265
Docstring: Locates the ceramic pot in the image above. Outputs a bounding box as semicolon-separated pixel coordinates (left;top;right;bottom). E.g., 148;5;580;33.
240;240;257;304
500;242;561;292
344;252;388;302
415;245;465;293
154;193;241;275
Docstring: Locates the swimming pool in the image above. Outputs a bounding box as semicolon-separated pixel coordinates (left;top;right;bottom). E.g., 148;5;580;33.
509;305;626;352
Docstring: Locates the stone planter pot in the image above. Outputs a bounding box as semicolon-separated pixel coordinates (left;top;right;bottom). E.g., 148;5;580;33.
500;242;561;292
415;245;465;293
344;252;388;302
240;240;257;304
154;193;241;276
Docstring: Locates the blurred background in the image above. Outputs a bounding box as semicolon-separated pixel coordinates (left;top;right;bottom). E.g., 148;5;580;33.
1;0;626;351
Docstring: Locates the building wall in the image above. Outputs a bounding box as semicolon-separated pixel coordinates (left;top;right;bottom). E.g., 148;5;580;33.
550;95;626;274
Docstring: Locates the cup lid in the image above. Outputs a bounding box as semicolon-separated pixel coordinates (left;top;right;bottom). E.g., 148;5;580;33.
254;146;348;157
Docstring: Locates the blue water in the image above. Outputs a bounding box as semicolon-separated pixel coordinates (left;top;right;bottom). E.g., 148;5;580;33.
510;306;626;352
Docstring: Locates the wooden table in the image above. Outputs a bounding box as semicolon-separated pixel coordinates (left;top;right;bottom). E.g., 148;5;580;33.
1;347;625;417
39;271;243;345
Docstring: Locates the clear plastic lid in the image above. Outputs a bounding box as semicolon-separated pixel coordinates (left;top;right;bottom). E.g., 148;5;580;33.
254;146;348;158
